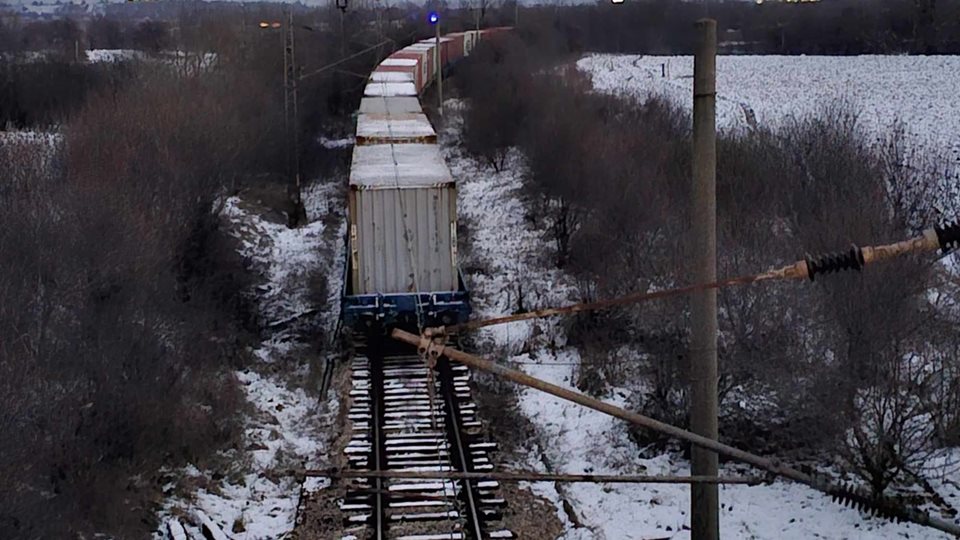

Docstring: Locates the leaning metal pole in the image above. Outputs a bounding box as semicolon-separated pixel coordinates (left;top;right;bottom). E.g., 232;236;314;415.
390;329;960;537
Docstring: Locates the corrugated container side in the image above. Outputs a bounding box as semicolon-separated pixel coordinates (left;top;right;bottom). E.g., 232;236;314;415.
351;184;457;295
479;27;513;44
446;33;466;62
463;30;478;55
355;113;437;145
391;51;429;92
364;81;418;97
371;70;415;83
359;96;424;115
405;44;436;86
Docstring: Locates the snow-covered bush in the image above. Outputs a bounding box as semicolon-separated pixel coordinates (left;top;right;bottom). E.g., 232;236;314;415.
458;37;960;481
841;352;960;497
0;63;272;540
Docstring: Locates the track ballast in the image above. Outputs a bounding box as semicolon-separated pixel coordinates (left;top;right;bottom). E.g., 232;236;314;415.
341;334;513;540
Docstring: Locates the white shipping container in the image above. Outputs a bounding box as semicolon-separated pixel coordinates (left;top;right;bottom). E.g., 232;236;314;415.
397;48;431;87
356;112;436;145
370;71;415;83
380;58;418;67
364;81;418;97
359;96;423;115
348;144;458;295
406;44;435;57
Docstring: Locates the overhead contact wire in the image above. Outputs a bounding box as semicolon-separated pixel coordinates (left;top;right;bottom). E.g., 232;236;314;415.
431;222;960;336
374;49;463;533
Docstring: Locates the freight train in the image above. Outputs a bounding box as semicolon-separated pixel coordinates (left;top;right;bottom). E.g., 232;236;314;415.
341;26;512;330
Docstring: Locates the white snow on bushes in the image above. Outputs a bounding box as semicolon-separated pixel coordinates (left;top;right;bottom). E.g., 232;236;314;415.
85;49;142;63
578;54;960;175
159;180;345;539
441;94;959;539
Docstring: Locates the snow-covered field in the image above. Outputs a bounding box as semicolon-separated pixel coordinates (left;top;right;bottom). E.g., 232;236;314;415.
579;54;960;175
159;180;346;539
441;95;959;539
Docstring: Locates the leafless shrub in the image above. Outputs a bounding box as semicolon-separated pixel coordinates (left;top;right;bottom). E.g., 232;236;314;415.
515;0;960;55
458;38;960;493
131;20;172;55
839;351;959;497
0;59;136;128
711;107;960;491
457;34;533;171
0;62;274;540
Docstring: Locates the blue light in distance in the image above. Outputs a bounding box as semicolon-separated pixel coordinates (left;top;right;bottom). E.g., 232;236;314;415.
428;11;439;24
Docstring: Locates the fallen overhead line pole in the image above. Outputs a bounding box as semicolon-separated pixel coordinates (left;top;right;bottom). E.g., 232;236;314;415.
299;469;761;485
432;222;960;336
391;328;960;537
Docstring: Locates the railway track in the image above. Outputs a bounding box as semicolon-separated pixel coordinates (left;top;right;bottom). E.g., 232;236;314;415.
341;334;513;540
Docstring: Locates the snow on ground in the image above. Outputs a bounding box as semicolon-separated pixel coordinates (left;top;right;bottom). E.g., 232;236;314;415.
160;180;346;539
0;129;62;145
579;54;960;175
85;49;142;63
319;135;355;149
441;96;959;539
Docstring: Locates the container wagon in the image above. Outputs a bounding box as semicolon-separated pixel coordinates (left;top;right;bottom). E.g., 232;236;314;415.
341;143;470;328
341;28;511;331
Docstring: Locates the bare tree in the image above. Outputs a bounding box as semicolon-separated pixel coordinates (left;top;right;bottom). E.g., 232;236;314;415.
841;350;959;497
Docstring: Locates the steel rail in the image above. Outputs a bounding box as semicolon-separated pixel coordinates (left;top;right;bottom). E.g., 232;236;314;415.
437;356;485;539
363;344;486;538
370;343;386;540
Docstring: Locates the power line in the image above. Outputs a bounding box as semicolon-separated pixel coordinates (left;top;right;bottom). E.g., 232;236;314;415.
299;38;394;81
429;222;960;336
392;327;960;538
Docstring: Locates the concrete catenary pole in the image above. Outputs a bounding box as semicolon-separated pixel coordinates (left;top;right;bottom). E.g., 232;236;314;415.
284;9;305;227
435;17;443;118
690;18;719;540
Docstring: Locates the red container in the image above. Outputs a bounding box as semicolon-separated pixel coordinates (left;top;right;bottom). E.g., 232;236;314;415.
479;26;513;44
417;38;449;69
403;46;434;88
373;65;419;90
446;32;467;63
389;51;429;92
